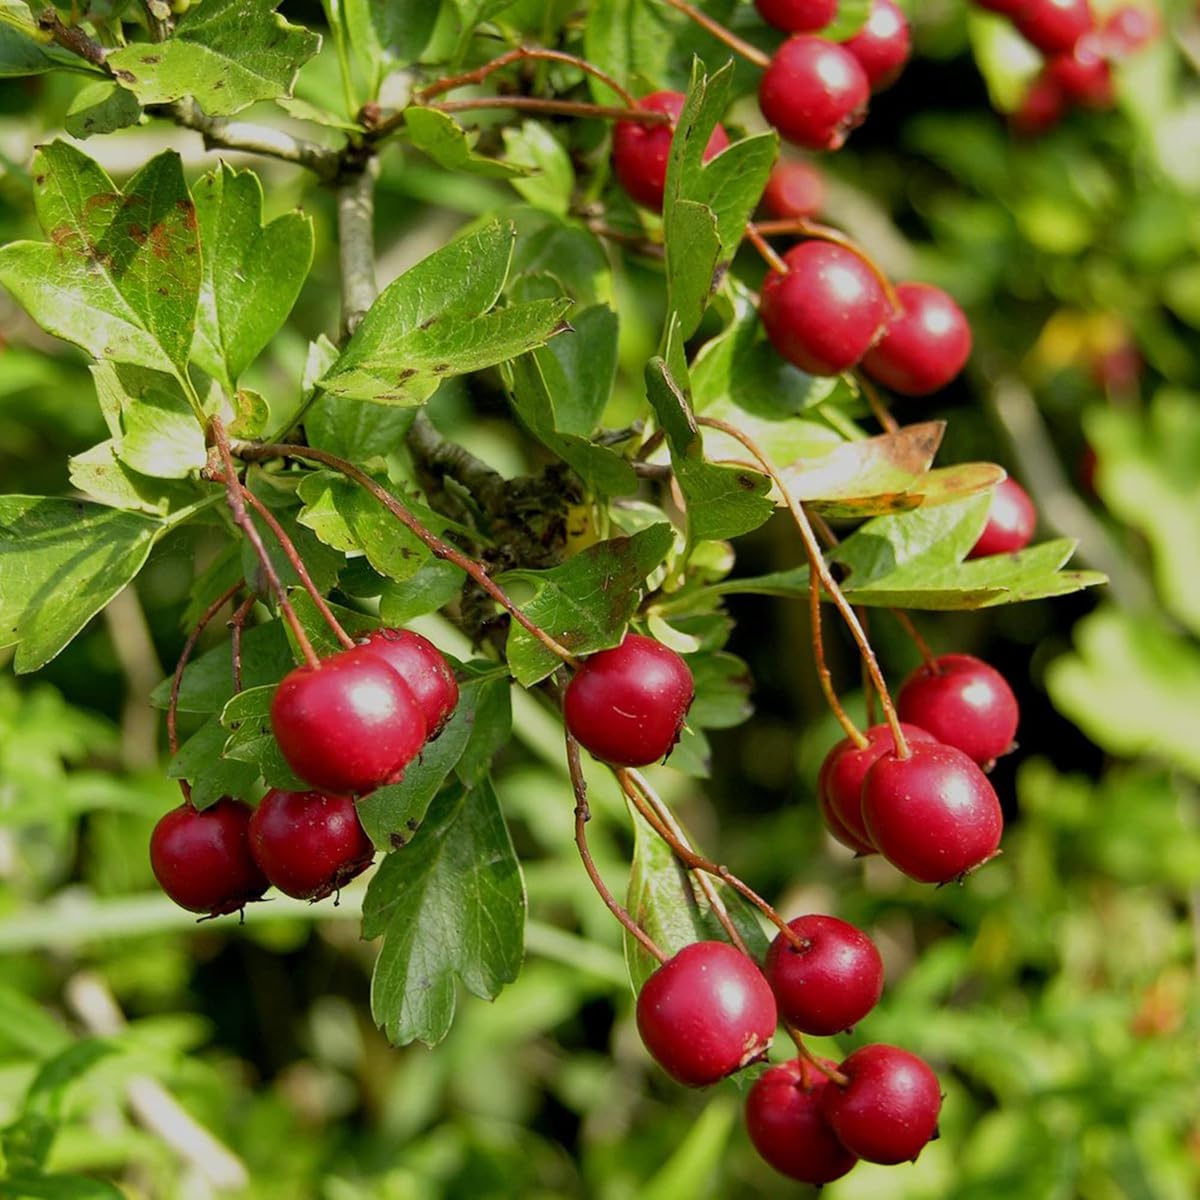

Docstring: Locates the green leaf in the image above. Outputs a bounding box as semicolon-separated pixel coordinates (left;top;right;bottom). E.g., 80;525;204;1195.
0;1175;126;1200
686;652;753;730
404;107;530;179
168;714;260;809
503;121;575;214
219;684;305;790
0;2;92;77
0;143;201;377
378;560;466;625
0;497;162;673
67;440;194;516
63;82;142;139
818;0;872;39
534;304;619;436
320;221;572;405
108;0;320;116
501;524;675;686
363;778;525;1047
191;163;314;389
343;0;438;94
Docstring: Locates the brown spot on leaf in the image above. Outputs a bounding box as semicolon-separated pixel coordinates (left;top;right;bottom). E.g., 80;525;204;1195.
431;363;451;374
130;224;147;245
149;221;171;260
84;191;120;215
34;175;45;186
175;198;197;231
389;832;408;849
395;368;417;384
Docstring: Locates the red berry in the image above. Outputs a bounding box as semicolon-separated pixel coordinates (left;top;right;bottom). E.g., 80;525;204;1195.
636;941;777;1086
973;0;1031;14
755;0;838;33
150;799;268;917
762;159;826;219
759;241;888;376
563;634;694;767
1012;71;1067;136
359;628;458;738
822;1044;942;1164
765;915;884;1035
249;788;375;901
819;723;938;851
842;0;911;91
897;654;1019;766
1015;0;1095;55
968;476;1037;558
818;774;877;855
861;282;972;395
746;1059;859;1184
862;741;1004;883
611;91;730;211
1046;34;1114;107
758;36;870;152
270;647;427;796
1102;4;1159;56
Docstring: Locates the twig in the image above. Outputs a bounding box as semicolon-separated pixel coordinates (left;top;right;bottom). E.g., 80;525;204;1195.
661;0;771;68
891;609;935;669
586;220;665;259
336;158;381;340
745;222;788;275
429;96;672;123
228;594;256;694
36;9;107;66
856;372;899;433
786;1023;850;1087
811;557;867;747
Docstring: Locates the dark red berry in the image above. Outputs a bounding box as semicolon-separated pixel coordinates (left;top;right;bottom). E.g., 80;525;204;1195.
755;0;838;33
746;1059;859;1184
819;723;938;851
968;476;1037;558
1102;4;1159;56
818;773;876;855
765;915;884;1035
758;36;870;152
359;628;458;738
611;91;730;211
563;634;694;767
822;1044;941;1164
271;647;427;796
759;241;887;376
762;159;826;219
862;741;1004;883
636;941;777;1086
1012;71;1067;136
897;653;1019;767
1015;0;1095;55
249;788;375;901
861;282;972;395
973;0;1031;14
842;0;911;91
1046;34;1114;107
150;799;268;917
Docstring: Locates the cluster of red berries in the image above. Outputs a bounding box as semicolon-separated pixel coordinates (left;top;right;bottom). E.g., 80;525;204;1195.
150;629;459;916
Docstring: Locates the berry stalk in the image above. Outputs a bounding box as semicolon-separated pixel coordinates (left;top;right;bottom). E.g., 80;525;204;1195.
660;0;772;68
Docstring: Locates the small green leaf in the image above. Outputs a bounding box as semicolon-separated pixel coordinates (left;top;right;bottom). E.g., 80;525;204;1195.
0;1174;126;1200
503;121;575;213
405;107;530;179
168;715;260;809
64;82;141;139
343;0;439;94
378;560;466;625
68;441;193;515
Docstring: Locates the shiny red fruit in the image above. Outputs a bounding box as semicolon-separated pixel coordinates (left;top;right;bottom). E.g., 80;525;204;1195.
1047;34;1114;107
564;634;694;767
612;91;730;210
758;36;870;152
759;241;888;376
249;788;375;901
968;476;1037;558
973;0;1031;14
746;1059;859;1184
765;915;884;1035
862;742;1004;883
842;0;912;91
270;648;427;796
636;941;777;1086
862;282;972;395
1012;71;1067;136
150;799;268;917
359;628;459;738
822;1044;942;1164
762;159;826;219
897;653;1019;767
755;0;838;32
1015;0;1095;55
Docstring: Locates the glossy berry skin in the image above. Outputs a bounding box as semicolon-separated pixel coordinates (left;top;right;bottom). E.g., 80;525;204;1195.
842;0;911;92
1012;71;1066;136
822;1044;942;1165
1047;35;1113;107
612;91;729;210
564;634;694;767
150;799;268;916
818;779;876;855
968;476;1037;558
759;241;888;376
862;742;1004;883
819;723;938;851
746;1059;858;1184
758;36;870;152
636;941;777;1086
862;283;972;396
897;653;1019;767
1015;0;1095;55
762;160;826;219
765;915;884;1035
755;0;838;33
359;628;458;738
271;647;427;796
249;789;375;901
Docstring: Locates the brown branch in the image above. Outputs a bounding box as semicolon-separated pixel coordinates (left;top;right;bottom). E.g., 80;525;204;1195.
856;371;899;434
429;96;673;123
661;0;772;68
811;558;867;747
228;594;257;694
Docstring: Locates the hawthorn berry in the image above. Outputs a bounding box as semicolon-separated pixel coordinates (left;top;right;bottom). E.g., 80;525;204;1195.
358;628;459;738
821;1044;942;1164
611;91;730;211
249;788;375;901
862;741;1004;883
762;159;826;219
861;282;972;396
1015;0;1095;56
897;653;1019;767
973;0;1031;14
150;798;268;917
636;941;777;1086
746;1059;858;1184
968;476;1037;558
764;914;884;1035
759;241;888;376
758;36;870;152
1047;34;1114;107
842;0;911;92
270;647;427;796
1012;71;1067;136
563;634;694;767
755;0;838;33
